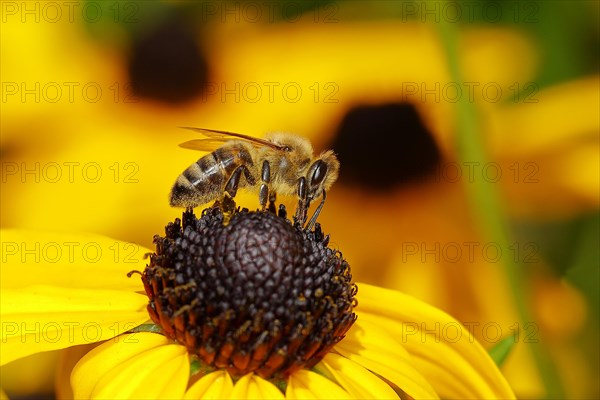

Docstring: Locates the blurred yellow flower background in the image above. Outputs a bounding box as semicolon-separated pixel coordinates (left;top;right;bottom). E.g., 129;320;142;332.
1;1;598;398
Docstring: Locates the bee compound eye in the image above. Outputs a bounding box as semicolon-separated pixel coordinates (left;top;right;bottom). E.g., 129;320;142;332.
310;160;328;187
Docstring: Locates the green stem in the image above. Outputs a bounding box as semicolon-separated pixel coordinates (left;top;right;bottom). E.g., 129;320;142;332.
436;17;565;399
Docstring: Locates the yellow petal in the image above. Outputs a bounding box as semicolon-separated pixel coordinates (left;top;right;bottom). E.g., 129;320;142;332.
72;333;188;399
356;283;515;399
286;369;351;400
488;75;599;157
71;333;167;397
230;373;284;400
0;229;151;291
95;345;188;399
460;27;537;88
320;352;399;399
1;350;58;398
334;319;438;399
496;139;600;218
552;142;600;207
184;371;233;399
1;285;147;366
56;343;98;400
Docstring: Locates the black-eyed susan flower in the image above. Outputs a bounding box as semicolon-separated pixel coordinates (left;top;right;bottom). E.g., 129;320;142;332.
1;205;514;399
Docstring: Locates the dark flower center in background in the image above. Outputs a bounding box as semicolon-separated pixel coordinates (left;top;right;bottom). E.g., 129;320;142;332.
142;206;357;379
330;103;441;190
128;18;209;104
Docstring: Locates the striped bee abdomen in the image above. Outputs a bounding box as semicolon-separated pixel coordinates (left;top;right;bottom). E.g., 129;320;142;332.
170;143;254;208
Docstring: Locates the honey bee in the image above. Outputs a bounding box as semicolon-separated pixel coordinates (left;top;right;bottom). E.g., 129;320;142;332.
170;127;339;228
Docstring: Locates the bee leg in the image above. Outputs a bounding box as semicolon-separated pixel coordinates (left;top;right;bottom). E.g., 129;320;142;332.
224;166;256;198
259;160;270;211
268;192;277;214
295;177;311;227
222;167;244;214
277;203;287;219
224;167;243;198
221;195;236;215
242;165;256;186
305;190;326;231
222;165;256;214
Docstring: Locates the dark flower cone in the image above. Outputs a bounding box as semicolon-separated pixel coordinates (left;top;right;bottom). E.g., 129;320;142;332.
141;206;357;379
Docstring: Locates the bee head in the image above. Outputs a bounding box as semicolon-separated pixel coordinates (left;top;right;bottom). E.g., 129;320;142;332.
266;133;315;174
268;133;313;156
307;150;339;199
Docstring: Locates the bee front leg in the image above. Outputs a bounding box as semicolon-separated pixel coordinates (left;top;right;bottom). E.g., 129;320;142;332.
259;160;270;211
295;177;311;227
268;192;277;214
305;190;326;231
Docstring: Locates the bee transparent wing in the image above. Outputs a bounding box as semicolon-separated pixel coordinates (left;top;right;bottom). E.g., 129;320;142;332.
178;139;228;152
179;127;286;151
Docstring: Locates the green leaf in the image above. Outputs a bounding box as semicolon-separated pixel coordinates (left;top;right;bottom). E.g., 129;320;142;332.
488;336;517;368
189;358;201;376
189;355;216;377
128;323;162;334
